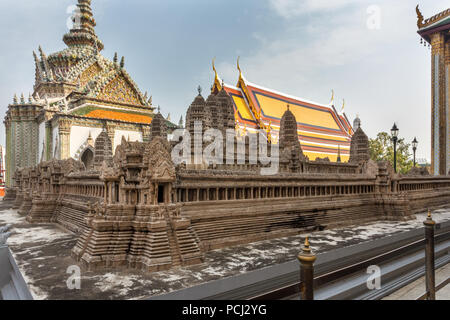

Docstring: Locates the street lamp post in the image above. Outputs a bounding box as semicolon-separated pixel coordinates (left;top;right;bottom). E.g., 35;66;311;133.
391;123;399;173
412;137;418;167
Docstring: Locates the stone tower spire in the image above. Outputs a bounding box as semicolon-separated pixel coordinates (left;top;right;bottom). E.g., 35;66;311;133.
279;105;304;171
63;0;104;51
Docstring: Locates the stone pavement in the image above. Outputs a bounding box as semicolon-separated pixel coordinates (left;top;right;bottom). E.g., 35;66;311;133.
383;263;450;300
2;201;450;300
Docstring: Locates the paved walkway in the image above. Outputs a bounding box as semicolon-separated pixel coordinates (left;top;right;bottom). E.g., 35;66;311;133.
383;263;450;300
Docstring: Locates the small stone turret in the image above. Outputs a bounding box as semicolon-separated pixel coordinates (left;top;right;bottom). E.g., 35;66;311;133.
185;88;210;134
349;124;370;164
150;112;167;140
279;105;304;171
93;129;113;169
216;88;235;133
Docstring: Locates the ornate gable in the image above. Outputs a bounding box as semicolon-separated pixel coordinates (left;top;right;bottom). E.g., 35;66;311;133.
97;74;142;105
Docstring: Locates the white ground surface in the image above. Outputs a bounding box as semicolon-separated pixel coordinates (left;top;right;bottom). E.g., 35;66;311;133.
1;207;450;300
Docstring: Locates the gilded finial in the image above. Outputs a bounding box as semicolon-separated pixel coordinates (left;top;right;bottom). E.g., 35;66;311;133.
416;5;424;28
120;56;125;68
341;99;345;112
212;57;217;75
237;56;242;77
330;89;334;105
212;57;223;93
20;93;25;104
13;94;18;104
302;236;312;254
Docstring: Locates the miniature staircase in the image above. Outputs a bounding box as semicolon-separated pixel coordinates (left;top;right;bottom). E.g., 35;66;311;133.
165;214;182;267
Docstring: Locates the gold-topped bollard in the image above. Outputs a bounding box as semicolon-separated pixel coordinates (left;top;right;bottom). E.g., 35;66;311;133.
423;210;436;300
297;236;317;300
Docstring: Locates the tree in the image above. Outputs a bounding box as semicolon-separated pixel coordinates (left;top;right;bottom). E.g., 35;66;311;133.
369;132;413;174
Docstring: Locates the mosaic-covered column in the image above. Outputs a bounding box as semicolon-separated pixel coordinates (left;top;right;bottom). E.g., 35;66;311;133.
431;33;447;175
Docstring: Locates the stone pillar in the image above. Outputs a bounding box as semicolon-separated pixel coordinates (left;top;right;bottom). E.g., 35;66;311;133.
430;33;448;175
58;118;72;160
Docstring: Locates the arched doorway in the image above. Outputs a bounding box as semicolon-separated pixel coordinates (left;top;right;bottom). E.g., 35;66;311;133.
81;148;94;170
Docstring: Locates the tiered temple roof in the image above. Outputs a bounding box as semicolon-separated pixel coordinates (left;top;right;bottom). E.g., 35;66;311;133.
211;59;353;162
29;0;157;124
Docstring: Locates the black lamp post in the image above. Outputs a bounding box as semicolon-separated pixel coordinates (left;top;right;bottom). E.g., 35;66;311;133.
412;137;418;167
391;123;399;173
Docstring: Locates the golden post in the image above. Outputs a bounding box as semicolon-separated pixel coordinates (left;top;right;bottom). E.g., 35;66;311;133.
297;236;316;300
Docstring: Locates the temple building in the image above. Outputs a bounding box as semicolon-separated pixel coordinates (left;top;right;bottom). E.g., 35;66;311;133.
3;0;175;186
211;59;354;163
417;6;450;175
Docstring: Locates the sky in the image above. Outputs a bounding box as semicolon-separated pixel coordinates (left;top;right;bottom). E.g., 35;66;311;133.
0;0;448;162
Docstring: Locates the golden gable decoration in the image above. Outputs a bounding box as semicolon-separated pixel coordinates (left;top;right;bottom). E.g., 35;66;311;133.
97;75;141;105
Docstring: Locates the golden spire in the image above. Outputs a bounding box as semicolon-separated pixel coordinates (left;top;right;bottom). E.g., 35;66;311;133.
416;5;425;28
330;89;335;105
341;99;345;112
212;57;222;93
237;56;242;78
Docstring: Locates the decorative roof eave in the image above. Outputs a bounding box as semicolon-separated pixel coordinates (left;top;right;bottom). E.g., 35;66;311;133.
417;5;450;30
417;5;450;43
68;95;156;113
51;113;152;128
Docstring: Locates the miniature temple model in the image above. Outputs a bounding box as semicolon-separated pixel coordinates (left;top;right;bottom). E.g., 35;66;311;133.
3;3;450;275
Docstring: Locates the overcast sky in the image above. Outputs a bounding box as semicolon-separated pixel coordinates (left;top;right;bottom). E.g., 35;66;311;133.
0;0;448;161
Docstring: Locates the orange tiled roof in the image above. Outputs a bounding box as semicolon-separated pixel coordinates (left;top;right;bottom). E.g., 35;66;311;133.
85;109;152;124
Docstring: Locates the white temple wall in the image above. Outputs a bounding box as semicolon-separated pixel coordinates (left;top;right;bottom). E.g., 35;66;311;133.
70;126;102;158
114;129;142;149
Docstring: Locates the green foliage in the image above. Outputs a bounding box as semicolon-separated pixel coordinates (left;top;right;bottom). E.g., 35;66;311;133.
369;132;413;174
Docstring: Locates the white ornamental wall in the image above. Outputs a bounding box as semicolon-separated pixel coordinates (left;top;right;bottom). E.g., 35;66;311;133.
38;121;45;162
70;126;103;158
114;130;142;149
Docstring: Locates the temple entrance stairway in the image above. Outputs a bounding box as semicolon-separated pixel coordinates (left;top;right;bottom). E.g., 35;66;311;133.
166;218;182;268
